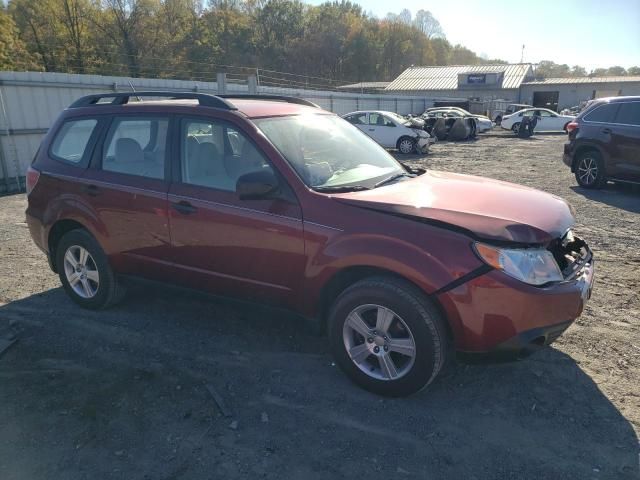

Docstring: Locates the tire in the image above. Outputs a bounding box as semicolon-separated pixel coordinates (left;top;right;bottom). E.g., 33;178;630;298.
328;276;449;397
397;136;416;154
55;229;125;309
511;122;520;133
574;150;606;189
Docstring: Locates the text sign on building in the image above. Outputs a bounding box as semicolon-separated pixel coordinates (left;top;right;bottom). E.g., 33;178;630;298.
467;74;487;84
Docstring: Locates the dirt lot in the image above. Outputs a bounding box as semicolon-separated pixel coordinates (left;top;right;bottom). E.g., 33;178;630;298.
0;131;638;479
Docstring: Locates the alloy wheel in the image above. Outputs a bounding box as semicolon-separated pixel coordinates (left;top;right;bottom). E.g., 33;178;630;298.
63;245;100;299
577;157;598;186
342;304;417;381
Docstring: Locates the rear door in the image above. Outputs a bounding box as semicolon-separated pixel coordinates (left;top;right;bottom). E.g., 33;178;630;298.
167;115;306;308
610;101;640;182
82;114;172;277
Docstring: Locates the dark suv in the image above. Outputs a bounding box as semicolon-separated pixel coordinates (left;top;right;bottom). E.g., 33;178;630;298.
27;92;594;396
563;96;640;188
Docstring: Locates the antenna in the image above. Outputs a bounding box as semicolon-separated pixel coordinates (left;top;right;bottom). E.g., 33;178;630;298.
520;44;525;63
128;81;142;102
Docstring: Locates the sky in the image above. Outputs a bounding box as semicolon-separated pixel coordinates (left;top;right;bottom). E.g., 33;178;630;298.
305;0;640;71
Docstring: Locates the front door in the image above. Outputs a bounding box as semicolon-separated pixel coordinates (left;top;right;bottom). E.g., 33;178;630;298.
167;116;306;308
367;113;397;147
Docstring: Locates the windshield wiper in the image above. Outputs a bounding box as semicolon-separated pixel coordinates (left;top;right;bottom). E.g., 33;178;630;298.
373;172;413;189
312;185;370;193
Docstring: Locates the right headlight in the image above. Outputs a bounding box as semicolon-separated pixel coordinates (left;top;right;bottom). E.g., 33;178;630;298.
474;243;563;286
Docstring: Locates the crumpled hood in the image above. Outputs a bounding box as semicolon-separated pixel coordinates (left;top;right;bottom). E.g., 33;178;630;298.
333;170;575;244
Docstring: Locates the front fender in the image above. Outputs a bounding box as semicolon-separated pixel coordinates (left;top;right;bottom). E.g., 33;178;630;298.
302;220;484;321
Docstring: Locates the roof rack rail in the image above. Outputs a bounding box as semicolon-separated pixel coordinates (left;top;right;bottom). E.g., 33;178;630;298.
218;94;320;109
69;91;237;110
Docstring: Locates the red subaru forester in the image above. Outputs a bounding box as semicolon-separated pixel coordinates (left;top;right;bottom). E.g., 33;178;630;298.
26;92;594;396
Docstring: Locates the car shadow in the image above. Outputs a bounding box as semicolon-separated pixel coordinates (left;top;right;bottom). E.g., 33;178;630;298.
571;183;640;214
0;287;638;479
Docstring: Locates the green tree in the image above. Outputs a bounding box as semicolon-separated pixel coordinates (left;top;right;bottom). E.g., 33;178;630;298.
606;65;626;76
0;7;39;70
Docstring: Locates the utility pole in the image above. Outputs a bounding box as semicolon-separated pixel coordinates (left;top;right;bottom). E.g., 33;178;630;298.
520;44;525;63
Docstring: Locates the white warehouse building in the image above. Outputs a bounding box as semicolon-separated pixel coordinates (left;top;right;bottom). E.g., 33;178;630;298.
384;64;640;112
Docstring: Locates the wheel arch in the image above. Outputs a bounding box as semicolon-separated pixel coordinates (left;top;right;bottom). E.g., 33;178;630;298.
47;219;92;273
317;266;454;342
571;144;605;173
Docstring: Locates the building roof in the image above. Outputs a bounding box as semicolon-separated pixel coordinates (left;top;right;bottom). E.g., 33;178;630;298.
385;64;533;91
523;76;640;85
337;81;390;90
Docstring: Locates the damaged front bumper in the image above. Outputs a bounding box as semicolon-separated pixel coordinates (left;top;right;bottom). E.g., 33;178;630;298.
417;136;436;153
437;234;594;354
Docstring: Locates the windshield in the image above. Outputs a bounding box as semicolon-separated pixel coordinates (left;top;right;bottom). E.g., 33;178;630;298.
254;114;406;189
386;112;411;125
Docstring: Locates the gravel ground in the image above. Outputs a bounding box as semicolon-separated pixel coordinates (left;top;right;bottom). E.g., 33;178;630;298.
0;131;638;479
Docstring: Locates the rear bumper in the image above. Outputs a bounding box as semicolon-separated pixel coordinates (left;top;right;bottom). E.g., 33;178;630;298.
437;253;594;353
563;142;574;169
26;209;55;271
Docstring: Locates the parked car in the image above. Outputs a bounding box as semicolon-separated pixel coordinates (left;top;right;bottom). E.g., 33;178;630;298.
493;103;532;125
342;110;434;154
421;111;477;140
423;107;493;133
501;108;576;133
26;92;594;397
563;96;640;188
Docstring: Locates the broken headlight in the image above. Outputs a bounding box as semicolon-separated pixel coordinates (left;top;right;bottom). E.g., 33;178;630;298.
474;243;563;286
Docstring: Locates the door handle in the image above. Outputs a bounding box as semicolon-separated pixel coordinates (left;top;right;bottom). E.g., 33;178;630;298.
171;200;198;215
602;128;612;134
368;128;375;131
84;184;100;197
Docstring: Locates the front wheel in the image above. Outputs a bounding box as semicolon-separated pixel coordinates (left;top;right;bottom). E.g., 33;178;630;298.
328;277;449;397
56;229;125;309
511;122;520;133
575;150;605;189
397;136;416;154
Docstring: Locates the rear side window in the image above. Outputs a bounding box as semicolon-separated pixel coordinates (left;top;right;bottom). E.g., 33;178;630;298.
583;103;618;123
50;119;98;164
614;102;640;126
102;116;168;180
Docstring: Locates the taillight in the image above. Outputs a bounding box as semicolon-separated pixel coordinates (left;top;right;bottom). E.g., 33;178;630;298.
26;166;40;195
566;121;579;133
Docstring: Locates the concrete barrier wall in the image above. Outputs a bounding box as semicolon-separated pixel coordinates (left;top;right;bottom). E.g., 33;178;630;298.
0;71;431;192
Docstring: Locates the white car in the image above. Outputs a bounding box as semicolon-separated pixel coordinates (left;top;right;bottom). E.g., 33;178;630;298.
342;111;434;154
423;108;493;133
500;108;576;133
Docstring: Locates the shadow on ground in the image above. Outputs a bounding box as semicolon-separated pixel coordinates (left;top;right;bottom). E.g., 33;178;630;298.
0;285;637;479
571;183;640;214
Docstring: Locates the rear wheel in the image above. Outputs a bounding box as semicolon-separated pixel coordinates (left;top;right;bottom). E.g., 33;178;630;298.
55;229;125;309
397;136;416;154
511;122;520;133
575;150;605;189
328;277;449;397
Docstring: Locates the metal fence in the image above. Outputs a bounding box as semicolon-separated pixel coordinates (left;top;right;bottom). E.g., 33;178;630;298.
0;71;432;193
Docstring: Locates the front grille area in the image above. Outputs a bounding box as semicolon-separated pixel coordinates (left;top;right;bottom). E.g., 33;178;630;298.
547;230;591;280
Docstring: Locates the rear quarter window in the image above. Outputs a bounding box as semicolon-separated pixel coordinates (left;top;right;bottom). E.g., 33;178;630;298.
583;103;618;123
50;119;98;164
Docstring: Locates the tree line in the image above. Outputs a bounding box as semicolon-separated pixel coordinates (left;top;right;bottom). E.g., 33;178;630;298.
1;1;638;85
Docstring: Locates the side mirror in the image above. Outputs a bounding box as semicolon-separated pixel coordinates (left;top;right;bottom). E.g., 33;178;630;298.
236;169;279;200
